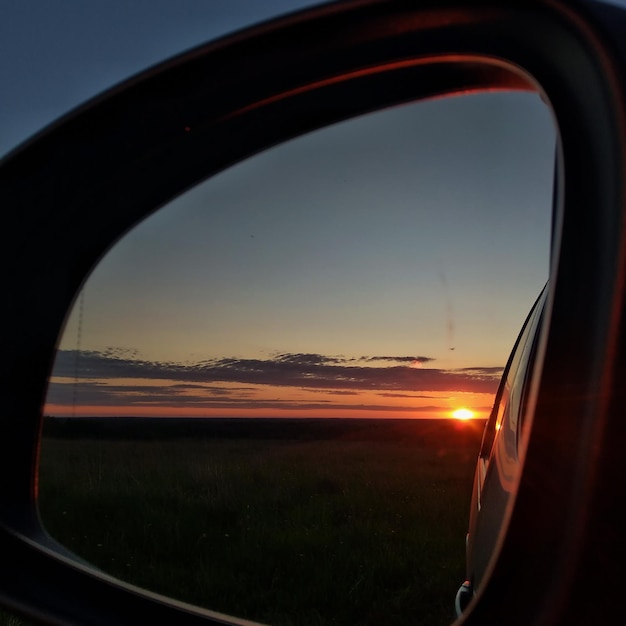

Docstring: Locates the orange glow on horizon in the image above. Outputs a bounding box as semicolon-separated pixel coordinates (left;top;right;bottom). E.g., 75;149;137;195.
44;403;484;420
452;408;475;420
44;383;492;420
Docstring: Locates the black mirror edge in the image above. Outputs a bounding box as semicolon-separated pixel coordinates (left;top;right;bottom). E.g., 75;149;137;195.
1;1;625;624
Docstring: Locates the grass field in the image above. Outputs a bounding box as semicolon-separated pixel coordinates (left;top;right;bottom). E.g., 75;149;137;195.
33;418;483;626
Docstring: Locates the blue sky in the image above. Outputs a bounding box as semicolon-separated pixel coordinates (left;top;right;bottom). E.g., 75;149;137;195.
1;1;564;418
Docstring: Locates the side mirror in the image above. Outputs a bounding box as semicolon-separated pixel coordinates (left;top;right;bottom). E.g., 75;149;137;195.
1;1;625;625
38;91;554;626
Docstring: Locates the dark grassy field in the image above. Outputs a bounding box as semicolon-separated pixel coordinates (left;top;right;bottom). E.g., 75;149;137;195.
35;418;484;626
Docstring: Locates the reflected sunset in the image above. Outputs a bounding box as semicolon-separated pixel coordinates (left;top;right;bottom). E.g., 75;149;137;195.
452;408;475;421
44;92;552;423
44;353;497;419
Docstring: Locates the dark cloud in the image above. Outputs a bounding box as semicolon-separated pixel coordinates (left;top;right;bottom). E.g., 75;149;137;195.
50;349;501;402
167;384;257;397
46;379;447;413
377;393;440;399
362;356;435;364
273;353;346;366
307;389;359;396
99;347;140;359
455;366;504;375
47;380;255;408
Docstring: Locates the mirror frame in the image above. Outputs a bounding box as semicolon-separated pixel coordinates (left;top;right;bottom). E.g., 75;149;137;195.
1;1;625;624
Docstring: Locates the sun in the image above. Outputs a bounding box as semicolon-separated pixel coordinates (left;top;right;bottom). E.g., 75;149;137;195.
452;408;475;421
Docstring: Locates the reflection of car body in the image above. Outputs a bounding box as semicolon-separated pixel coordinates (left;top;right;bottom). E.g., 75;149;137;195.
1;1;626;625
456;287;547;615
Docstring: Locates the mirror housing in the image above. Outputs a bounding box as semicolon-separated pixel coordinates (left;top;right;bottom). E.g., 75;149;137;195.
1;1;625;624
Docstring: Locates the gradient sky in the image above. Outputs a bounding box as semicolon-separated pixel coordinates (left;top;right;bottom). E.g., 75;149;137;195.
1;1;577;419
44;92;555;419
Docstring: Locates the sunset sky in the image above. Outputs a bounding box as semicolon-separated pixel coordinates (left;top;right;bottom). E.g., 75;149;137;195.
45;93;554;419
1;2;558;419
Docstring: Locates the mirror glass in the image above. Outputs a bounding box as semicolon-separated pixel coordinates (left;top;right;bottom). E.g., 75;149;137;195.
39;91;555;625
